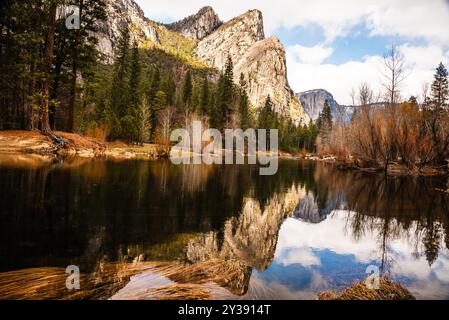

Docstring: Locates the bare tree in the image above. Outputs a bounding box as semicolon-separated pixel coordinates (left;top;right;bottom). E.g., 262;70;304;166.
358;82;374;106
381;44;408;106
421;82;430;105
157;106;177;149
139;96;151;144
350;87;357;106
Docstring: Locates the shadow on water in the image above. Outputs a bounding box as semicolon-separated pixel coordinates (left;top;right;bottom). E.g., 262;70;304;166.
0;155;448;299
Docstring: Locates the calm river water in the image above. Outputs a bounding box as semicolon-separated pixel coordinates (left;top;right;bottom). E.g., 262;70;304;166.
0;155;448;299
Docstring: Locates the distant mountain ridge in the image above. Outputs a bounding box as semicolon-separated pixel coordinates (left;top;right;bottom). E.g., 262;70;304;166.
296;89;391;124
296;89;339;121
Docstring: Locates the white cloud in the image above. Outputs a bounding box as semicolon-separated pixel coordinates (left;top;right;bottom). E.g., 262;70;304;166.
287;52;384;104
274;212;449;299
288;44;334;65
134;1;449;104
287;44;449;104
135;0;449;43
278;247;321;267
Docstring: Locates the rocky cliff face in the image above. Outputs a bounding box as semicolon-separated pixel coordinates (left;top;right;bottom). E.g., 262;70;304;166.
194;10;265;72
165;6;222;40
296;89;338;121
93;1;309;124
195;10;309;124
234;37;308;122
296;89;354;123
93;0;159;63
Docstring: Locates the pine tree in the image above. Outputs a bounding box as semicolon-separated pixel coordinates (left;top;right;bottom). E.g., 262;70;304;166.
318;100;333;150
316;111;323;129
224;56;234;87
67;0;107;132
321;100;333;129
147;66;161;140
238;73;251;129
129;42;141;112
426;62;449;165
0;0;48;130
107;23;131;139
258;95;274;129
154;90;167;111
430;62;449;110
110;23;130;119
181;70;192;111
148;66;161;105
161;70;176;106
214;56;235;130
198;76;209;116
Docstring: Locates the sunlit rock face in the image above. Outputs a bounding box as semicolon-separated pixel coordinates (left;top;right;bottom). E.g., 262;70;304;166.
93;1;310;124
165;6;222;40
92;0;159;63
296;89;358;123
297;89;338;121
195;10;309;125
182;185;301;295
195;10;265;71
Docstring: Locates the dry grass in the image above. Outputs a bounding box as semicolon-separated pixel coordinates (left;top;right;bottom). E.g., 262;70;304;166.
0;130;105;157
317;276;415;300
152;285;210;300
147;259;251;296
0;263;154;300
0;260;243;300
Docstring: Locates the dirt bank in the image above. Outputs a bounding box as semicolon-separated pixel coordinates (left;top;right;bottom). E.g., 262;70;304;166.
0;130;105;156
0;130;166;159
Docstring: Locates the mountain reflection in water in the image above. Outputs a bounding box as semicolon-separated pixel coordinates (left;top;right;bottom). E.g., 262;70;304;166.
0;156;448;299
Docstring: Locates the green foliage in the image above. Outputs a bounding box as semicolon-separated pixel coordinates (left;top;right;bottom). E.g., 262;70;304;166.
211;56;235;130
238;73;252;129
197;77;209;115
0;1;317;152
257;95;317;153
430;62;449;109
129;42;141;109
181;70;193;110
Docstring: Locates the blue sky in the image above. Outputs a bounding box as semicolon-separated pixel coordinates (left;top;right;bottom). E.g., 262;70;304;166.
135;0;449;104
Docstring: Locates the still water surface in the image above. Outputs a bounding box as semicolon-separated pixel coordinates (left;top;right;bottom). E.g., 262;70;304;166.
0;155;448;299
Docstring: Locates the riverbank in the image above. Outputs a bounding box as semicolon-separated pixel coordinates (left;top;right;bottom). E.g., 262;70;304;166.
0;130;166;159
304;154;449;177
0;130;296;161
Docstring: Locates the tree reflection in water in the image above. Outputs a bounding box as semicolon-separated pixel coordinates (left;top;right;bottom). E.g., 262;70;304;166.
0;156;448;299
